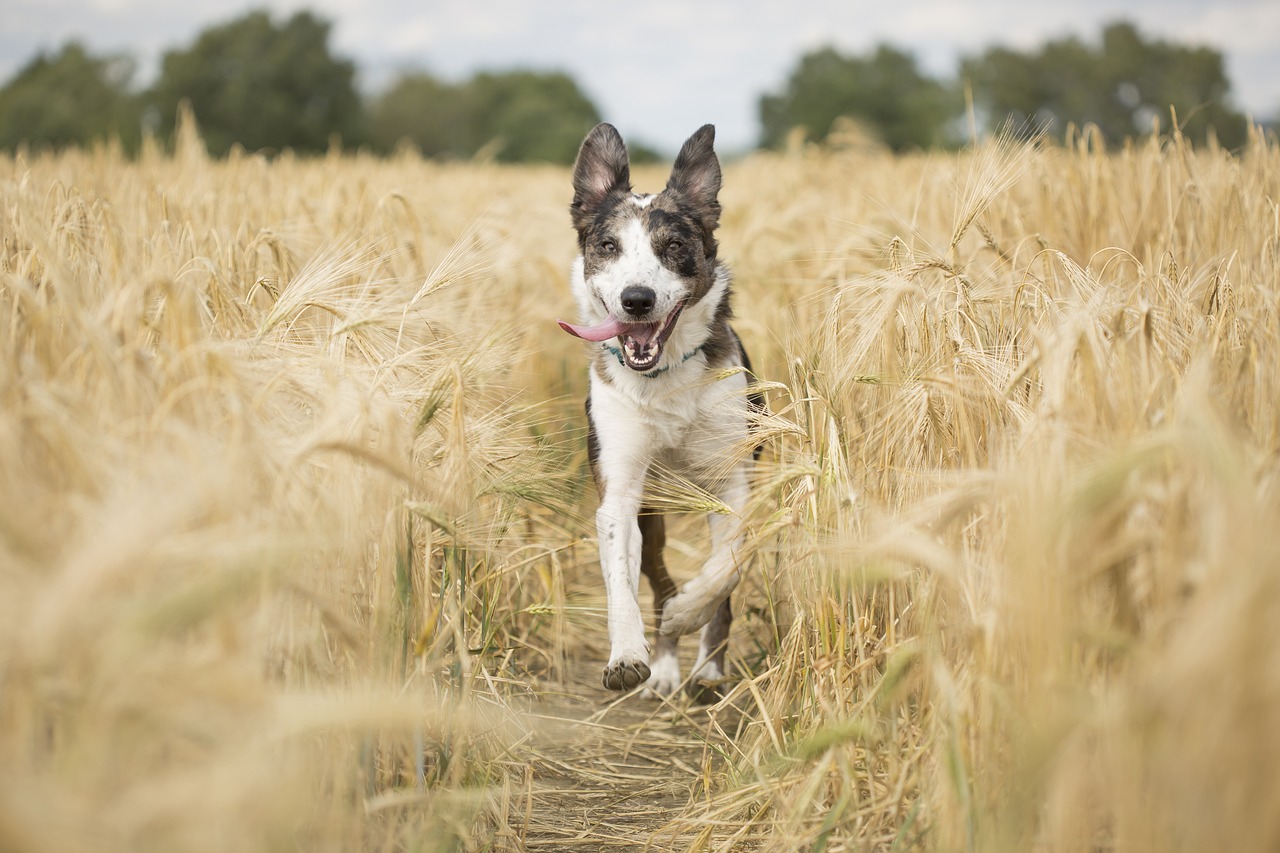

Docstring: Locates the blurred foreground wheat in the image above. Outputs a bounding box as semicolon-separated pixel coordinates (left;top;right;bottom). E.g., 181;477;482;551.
2;118;1278;852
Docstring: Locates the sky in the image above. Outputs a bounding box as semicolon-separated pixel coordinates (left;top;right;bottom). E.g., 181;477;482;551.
2;0;1278;154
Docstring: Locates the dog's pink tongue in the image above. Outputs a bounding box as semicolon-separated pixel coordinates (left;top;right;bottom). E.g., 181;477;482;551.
557;316;628;342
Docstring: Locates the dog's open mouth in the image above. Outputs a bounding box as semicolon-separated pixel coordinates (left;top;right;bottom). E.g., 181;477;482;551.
558;300;686;372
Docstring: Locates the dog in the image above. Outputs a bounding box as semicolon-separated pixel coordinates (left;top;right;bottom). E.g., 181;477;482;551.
558;122;762;698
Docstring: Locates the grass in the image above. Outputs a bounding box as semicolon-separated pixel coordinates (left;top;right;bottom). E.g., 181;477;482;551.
2;115;1279;851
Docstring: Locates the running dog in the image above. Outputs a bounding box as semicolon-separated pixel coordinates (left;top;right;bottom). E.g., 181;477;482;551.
558;123;761;698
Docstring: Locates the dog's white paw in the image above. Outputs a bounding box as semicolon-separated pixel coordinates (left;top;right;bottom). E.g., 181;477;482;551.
686;661;729;704
602;653;650;691
692;658;723;683
660;589;717;637
641;651;682;697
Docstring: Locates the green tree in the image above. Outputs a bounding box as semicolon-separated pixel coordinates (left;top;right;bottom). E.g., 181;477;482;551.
148;10;361;156
369;73;469;157
962;21;1249;148
370;69;601;163
0;42;141;152
759;45;957;152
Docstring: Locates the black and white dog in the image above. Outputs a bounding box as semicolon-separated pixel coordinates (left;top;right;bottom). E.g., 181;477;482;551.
559;123;761;698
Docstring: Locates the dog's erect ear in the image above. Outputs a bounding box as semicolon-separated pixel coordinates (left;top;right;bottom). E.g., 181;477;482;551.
571;123;631;230
666;124;721;229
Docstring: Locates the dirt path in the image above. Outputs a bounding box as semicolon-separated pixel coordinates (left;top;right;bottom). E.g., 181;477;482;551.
503;652;742;851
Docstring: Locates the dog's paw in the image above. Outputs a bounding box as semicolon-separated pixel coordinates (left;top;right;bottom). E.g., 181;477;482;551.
660;591;716;637
686;676;728;704
641;652;682;697
602;655;651;691
686;661;729;704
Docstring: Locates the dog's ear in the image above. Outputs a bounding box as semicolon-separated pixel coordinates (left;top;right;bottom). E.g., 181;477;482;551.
666;124;721;230
571;123;631;231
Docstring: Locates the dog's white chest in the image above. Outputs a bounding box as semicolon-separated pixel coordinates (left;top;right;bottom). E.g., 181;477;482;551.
590;365;747;480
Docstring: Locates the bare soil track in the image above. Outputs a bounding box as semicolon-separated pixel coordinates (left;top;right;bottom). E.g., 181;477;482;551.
505;653;743;851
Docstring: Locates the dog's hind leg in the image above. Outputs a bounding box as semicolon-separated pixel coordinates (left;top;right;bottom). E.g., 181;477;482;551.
688;595;732;702
659;460;750;638
637;509;681;696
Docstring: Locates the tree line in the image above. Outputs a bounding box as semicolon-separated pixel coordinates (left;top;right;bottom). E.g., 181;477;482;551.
0;11;1261;161
0;11;606;163
762;21;1253;152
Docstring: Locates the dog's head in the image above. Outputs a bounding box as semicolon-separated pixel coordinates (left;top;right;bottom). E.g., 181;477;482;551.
561;123;723;372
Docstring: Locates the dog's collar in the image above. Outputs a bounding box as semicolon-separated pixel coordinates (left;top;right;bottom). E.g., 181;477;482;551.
603;344;704;378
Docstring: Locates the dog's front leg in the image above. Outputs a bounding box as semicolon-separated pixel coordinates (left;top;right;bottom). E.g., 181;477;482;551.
596;477;651;690
587;387;655;691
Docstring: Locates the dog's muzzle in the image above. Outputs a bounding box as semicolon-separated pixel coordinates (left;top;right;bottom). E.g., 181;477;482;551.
558;300;687;372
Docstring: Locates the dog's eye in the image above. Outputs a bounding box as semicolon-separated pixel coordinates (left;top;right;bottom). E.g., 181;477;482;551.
666;240;683;254
599;239;617;254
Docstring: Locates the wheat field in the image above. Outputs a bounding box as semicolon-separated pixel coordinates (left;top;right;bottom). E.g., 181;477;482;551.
3;112;1279;852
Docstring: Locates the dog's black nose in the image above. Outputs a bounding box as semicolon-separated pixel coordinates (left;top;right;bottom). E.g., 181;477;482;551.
620;286;656;318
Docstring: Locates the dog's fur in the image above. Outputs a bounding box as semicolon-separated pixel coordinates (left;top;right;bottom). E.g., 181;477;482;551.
561;123;760;698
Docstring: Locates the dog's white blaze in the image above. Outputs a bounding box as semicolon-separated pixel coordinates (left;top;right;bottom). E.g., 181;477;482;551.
586;215;686;326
